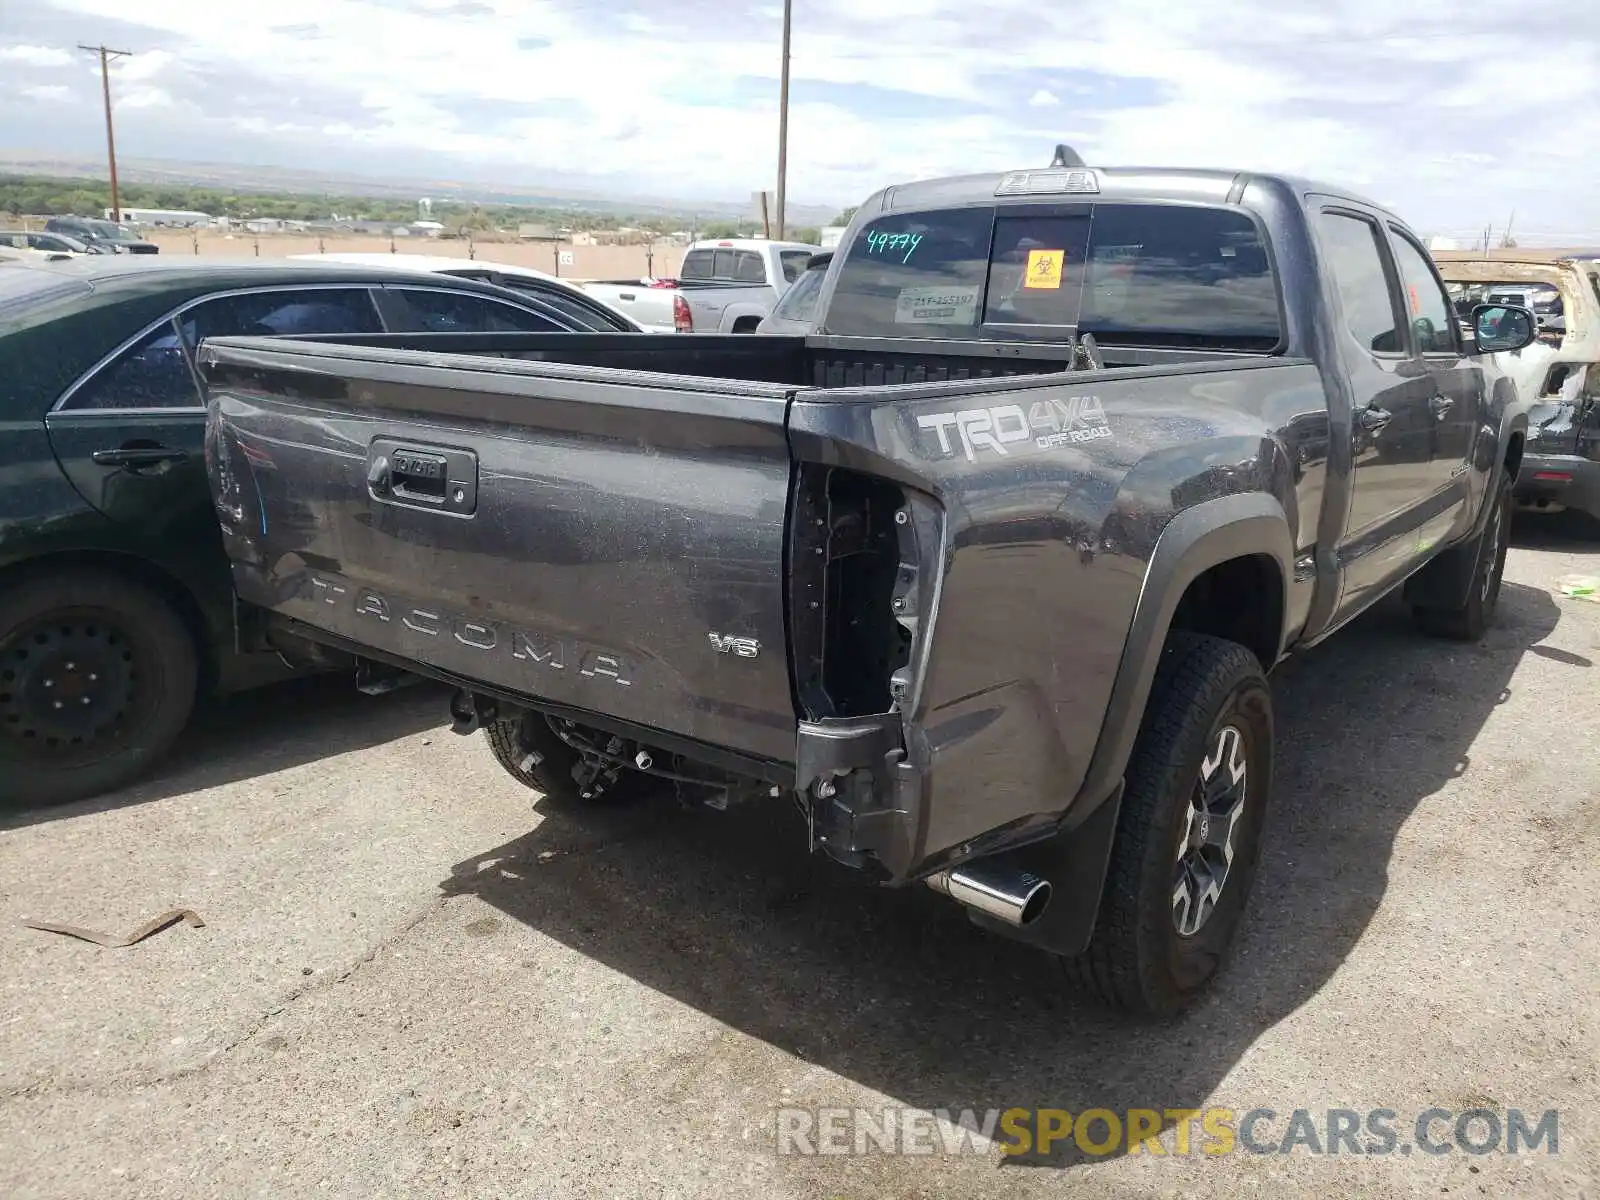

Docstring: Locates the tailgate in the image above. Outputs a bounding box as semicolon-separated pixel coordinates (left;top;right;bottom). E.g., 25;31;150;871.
201;337;799;765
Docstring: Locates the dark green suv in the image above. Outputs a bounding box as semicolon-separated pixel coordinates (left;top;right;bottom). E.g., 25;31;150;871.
0;255;639;805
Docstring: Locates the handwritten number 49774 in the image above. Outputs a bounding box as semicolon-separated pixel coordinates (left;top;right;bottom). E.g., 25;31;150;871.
866;231;923;263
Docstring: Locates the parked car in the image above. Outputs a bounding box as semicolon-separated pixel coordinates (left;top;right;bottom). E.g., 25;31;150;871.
43;216;160;255
0;254;645;807
755;251;831;333
201;146;1535;1017
1438;254;1600;527
0;245;74;265
0;229;105;256
289;251;653;332
581;237;821;333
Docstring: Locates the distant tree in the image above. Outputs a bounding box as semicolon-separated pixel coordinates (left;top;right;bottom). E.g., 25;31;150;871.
792;226;822;245
831;206;858;226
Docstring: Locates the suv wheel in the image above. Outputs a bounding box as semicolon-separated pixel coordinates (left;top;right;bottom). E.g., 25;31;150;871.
1062;633;1273;1016
0;570;198;807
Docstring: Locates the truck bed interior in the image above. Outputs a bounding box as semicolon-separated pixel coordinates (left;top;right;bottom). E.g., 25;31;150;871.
277;330;1275;392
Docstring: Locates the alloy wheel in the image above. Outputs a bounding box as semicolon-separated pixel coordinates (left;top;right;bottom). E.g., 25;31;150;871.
1173;723;1249;937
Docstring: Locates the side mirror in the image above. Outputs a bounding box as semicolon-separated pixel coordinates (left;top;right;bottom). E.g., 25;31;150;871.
1472;303;1537;354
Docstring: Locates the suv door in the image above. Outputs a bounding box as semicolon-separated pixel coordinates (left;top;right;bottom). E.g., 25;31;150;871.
44;286;385;619
1385;226;1481;549
1314;207;1442;619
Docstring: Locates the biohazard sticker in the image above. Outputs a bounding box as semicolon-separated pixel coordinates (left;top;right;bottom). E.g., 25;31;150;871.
1024;248;1065;289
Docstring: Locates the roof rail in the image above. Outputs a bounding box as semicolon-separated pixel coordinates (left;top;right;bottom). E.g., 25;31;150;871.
1049;144;1086;168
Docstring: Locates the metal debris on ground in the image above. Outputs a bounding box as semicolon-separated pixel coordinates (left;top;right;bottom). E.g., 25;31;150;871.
19;908;206;948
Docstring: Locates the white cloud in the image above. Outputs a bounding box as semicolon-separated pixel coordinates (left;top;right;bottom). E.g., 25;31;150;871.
19;84;73;101
9;0;1600;239
119;87;174;109
0;44;74;67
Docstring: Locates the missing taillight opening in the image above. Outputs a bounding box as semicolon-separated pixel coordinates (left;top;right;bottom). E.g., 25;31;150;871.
789;465;915;720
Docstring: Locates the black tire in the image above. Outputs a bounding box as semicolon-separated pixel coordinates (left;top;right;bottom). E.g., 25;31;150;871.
483;711;645;806
1412;472;1512;642
0;569;198;808
1062;633;1273;1017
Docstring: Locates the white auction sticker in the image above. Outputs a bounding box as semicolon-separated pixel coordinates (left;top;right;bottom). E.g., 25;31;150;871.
894;285;979;325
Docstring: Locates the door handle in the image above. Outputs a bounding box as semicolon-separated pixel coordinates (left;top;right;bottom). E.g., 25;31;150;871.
1358;406;1392;434
91;446;188;468
1429;395;1455;420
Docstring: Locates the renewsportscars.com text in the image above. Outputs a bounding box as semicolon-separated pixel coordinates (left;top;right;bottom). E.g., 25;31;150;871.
774;1106;1560;1158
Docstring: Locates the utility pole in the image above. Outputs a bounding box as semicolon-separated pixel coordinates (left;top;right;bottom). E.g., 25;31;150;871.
79;44;132;223
1499;209;1516;249
774;0;792;240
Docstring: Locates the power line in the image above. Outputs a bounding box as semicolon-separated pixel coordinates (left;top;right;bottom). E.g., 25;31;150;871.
78;43;131;223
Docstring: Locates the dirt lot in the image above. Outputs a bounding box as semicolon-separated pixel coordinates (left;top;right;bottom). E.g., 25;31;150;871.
2;518;1598;1199
142;230;684;283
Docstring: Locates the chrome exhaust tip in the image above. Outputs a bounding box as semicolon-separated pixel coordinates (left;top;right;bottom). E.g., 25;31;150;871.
926;862;1052;928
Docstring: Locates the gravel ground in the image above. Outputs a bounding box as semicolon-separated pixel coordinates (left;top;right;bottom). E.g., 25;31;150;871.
2;515;1597;1200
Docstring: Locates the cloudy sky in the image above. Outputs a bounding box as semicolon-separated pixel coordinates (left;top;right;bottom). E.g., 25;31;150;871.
2;0;1596;239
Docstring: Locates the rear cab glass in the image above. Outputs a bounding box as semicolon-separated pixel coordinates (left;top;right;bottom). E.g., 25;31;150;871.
824;203;1282;351
680;248;770;285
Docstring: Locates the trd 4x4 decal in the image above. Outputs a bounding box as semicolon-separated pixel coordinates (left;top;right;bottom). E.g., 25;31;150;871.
915;395;1111;461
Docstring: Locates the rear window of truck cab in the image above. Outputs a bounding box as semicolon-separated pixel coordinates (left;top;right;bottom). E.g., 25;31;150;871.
824;203;1281;350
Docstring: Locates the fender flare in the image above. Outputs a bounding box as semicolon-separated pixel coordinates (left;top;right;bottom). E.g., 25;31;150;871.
1467;380;1527;540
1073;490;1295;830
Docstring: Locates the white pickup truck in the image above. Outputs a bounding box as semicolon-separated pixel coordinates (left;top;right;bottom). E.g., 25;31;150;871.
579;237;820;333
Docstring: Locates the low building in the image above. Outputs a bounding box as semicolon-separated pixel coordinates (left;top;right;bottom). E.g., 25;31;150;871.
107;207;212;227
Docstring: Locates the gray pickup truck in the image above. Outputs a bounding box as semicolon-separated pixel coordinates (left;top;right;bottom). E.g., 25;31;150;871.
200;146;1537;1016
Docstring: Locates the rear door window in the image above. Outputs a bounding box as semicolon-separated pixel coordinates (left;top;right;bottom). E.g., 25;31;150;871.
61;321;199;410
487;278;634;331
826;203;1281;349
184;288;384;341
1315;213;1403;355
379;287;563;333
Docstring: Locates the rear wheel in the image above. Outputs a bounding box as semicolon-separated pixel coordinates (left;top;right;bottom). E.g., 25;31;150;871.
1062;633;1273;1017
483;711;646;806
0;570;198;807
1412;472;1512;641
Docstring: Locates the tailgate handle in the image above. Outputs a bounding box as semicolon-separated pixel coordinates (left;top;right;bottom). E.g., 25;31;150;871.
367;439;477;516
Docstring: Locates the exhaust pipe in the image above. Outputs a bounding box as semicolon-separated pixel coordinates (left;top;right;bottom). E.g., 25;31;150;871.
926;861;1052;928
